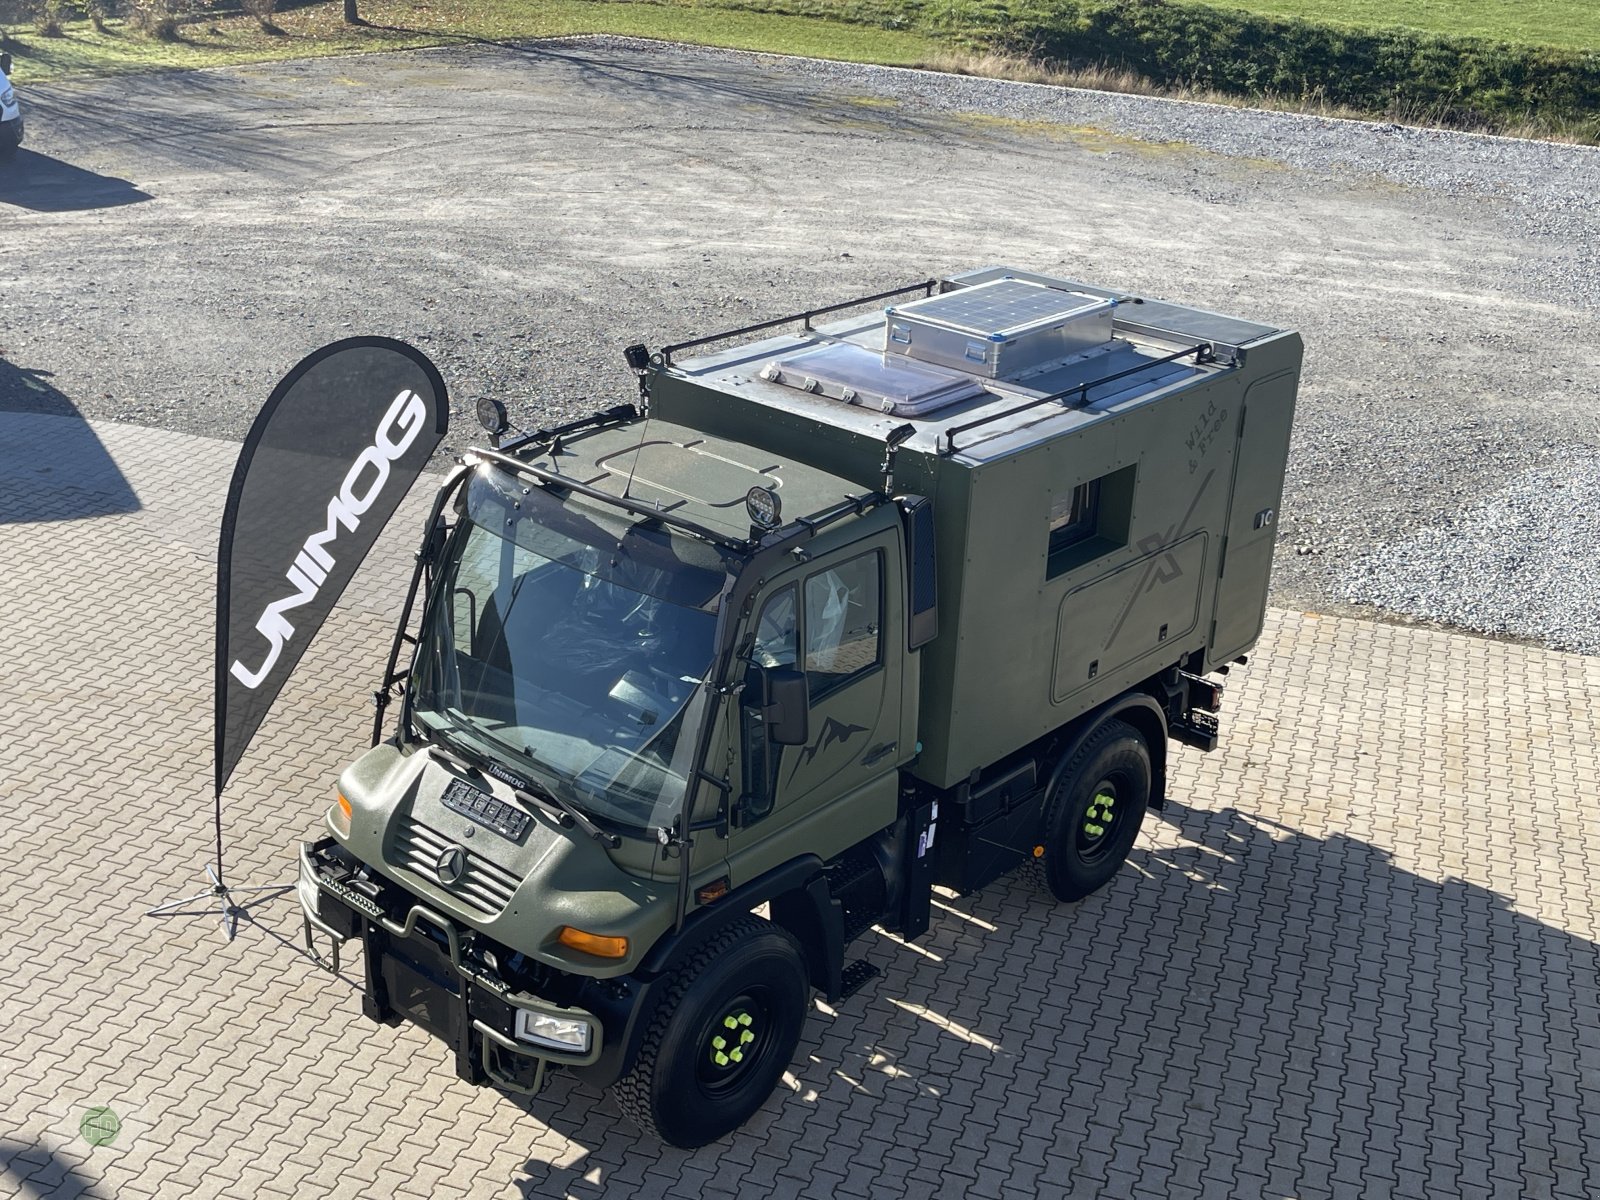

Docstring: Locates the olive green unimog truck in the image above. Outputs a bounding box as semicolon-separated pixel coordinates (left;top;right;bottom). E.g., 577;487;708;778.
297;266;1301;1146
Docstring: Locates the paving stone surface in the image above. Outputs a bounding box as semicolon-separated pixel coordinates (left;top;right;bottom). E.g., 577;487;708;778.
1;410;1597;1200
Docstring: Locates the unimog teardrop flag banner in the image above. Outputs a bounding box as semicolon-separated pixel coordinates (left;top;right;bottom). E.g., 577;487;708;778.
150;338;448;940
217;337;449;794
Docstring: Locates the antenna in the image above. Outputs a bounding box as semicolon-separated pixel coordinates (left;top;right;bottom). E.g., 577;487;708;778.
620;344;655;500
621;413;652;501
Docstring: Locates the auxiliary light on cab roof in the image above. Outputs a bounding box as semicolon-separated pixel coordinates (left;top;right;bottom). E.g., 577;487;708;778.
475;397;510;439
745;485;781;530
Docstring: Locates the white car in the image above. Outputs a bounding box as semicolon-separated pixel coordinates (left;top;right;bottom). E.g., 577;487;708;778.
1;52;23;162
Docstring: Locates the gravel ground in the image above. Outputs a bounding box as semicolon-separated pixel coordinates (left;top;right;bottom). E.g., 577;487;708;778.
1;36;1596;651
1339;460;1600;655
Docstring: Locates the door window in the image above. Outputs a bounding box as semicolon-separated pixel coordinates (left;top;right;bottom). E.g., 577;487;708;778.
752;585;798;669
804;553;881;700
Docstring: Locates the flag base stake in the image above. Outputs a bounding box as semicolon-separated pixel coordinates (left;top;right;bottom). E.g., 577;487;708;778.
147;864;293;942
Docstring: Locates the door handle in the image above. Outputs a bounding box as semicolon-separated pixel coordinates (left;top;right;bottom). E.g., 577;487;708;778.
862;742;897;767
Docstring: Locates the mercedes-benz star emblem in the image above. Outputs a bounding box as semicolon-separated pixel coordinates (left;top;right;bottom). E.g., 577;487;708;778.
436;844;467;886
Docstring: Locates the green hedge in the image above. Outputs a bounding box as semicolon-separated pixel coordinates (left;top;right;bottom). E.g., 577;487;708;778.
998;0;1600;132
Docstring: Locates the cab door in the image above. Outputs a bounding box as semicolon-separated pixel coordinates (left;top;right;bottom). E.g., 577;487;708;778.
728;529;906;870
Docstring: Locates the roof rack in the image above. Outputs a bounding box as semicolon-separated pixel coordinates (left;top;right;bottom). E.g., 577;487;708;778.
658;279;938;368
940;342;1220;455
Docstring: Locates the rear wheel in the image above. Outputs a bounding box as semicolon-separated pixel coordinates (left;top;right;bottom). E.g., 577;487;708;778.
613;914;809;1148
1038;718;1151;902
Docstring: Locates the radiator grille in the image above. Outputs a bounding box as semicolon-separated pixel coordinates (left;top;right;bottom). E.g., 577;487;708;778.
393;817;521;918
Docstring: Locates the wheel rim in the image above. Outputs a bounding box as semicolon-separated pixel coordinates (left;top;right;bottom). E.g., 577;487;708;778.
1076;778;1126;865
695;991;775;1096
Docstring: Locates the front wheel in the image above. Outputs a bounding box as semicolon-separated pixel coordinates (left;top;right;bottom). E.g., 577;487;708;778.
613;914;809;1147
1038;718;1151;902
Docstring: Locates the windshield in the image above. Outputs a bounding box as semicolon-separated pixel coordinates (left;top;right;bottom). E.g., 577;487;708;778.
411;465;729;832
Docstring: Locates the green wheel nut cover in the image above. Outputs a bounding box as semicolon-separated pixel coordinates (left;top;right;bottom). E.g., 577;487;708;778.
713;1010;757;1066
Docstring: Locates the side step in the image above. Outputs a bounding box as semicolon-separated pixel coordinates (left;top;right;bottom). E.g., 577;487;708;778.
838;959;880;1001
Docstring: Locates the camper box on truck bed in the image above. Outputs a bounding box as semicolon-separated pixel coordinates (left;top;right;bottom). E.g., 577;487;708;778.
649;266;1302;790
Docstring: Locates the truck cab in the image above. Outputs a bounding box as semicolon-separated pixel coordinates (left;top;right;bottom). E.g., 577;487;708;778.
298;267;1301;1146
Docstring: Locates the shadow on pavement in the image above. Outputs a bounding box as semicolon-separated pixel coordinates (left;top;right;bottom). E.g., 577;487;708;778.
0;358;141;523
0;149;152;212
11;37;944;194
380;35;946;138
0;1136;112;1200
20;77;307;179
494;800;1597;1196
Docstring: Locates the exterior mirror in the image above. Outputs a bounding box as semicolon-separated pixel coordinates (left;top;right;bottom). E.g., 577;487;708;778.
764;667;809;746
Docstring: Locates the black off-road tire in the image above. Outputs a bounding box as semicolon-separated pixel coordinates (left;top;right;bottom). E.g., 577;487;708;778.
1038;718;1151;903
612;914;809;1148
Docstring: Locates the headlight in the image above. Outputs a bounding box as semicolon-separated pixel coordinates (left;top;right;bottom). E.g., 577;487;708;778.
1;90;13;106
296;853;322;920
514;1009;592;1054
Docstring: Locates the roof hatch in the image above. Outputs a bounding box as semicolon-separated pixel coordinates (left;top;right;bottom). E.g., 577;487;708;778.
760;342;986;417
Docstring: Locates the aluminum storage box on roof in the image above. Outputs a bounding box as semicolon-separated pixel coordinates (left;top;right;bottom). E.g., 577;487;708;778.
883;276;1117;379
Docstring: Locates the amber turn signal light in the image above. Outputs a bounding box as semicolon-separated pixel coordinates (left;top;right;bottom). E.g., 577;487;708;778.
558;927;629;959
696;877;730;904
336;792;353;820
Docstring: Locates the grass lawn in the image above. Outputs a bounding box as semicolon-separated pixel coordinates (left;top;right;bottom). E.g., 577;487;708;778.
1;0;1593;140
4;0;1595;86
1188;0;1600;53
0;0;942;84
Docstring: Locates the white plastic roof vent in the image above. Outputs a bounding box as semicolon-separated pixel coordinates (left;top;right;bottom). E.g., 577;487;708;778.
760;343;986;417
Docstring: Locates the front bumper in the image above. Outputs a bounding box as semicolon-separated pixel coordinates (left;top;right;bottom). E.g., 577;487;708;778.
298;838;642;1093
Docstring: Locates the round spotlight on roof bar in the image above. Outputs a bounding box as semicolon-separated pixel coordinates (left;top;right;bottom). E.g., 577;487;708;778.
746;486;782;530
475;397;509;436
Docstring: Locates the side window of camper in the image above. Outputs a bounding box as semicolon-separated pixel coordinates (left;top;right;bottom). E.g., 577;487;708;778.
1047;465;1137;579
804;553;881;700
1048;481;1100;555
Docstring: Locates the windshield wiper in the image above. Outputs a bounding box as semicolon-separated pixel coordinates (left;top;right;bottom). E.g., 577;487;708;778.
427;739;488;780
422;720;621;848
512;782;619;849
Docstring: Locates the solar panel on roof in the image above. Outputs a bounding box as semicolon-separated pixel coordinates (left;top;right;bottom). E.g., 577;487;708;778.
884;278;1116;379
891;278;1107;338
